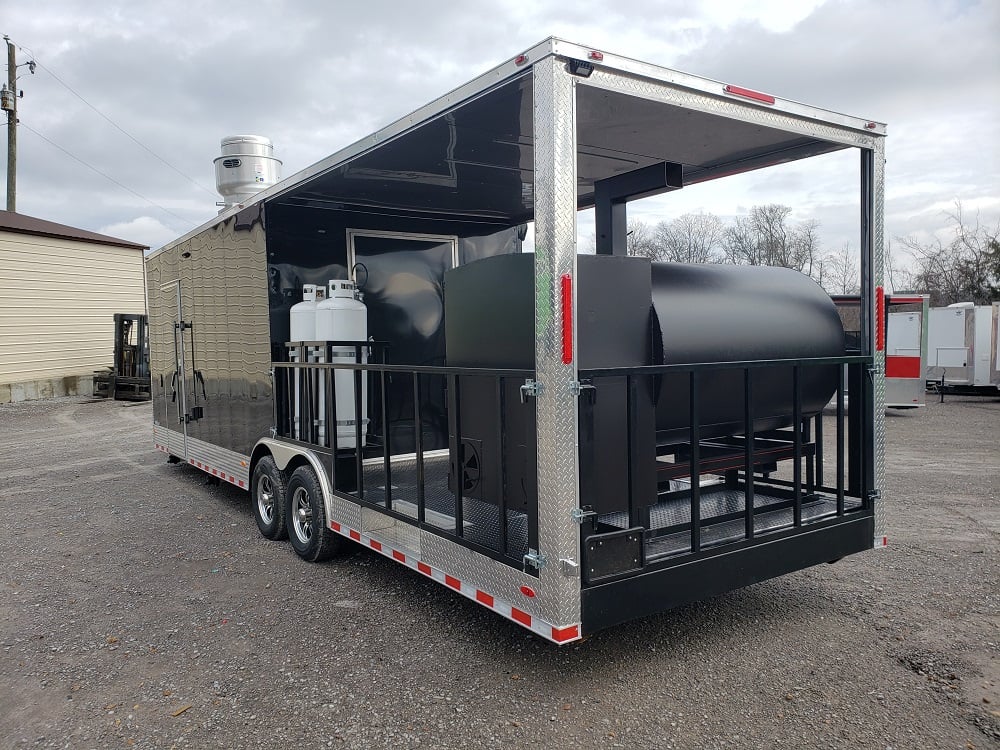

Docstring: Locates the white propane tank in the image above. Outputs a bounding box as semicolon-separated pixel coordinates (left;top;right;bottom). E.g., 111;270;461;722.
290;284;321;342
289;285;325;440
316;280;368;449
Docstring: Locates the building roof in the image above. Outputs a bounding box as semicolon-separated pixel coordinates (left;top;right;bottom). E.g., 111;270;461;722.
0;210;148;251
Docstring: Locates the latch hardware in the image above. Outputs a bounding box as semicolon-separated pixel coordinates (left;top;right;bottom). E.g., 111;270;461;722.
520;379;543;403
523;548;547;570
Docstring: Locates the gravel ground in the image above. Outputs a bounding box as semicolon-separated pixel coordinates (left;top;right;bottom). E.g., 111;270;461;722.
1;394;997;750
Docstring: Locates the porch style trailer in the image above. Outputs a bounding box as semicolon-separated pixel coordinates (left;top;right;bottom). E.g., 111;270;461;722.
146;38;888;643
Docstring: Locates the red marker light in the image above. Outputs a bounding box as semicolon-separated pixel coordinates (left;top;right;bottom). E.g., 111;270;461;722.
514;54;528;66
875;286;885;352
723;84;776;105
588;50;604;61
561;274;573;364
520;585;537;598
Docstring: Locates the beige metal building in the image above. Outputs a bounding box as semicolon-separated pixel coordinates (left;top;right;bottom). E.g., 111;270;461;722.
0;210;148;403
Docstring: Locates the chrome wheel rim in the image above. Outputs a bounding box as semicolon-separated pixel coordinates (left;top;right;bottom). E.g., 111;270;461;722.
257;475;275;525
291;487;312;544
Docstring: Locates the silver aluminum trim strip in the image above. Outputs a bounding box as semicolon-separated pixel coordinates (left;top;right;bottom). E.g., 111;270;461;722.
419;531;553;616
871;137;887;544
184;435;250;486
532;57;582;626
550;38;885;135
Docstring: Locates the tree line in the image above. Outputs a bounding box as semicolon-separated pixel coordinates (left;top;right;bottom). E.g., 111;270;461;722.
623;202;999;305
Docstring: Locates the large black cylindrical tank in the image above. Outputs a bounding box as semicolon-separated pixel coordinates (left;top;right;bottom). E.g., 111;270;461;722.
650;262;844;445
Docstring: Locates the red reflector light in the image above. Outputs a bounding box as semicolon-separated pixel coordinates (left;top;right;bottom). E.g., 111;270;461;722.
561;274;573;364
514;54;528;66
520;585;536;598
876;286;885;352
865;121;877;129
723;84;776;105
588;50;603;61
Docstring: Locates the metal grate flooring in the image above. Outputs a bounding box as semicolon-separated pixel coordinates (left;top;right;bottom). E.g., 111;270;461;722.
600;487;863;560
353;452;528;560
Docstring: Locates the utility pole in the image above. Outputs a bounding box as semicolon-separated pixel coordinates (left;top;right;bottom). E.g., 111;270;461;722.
3;35;15;212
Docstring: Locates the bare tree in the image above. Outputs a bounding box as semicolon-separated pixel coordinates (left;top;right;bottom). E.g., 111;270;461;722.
819;242;861;295
722;204;819;273
898;203;1000;306
653;212;724;263
625;218;660;260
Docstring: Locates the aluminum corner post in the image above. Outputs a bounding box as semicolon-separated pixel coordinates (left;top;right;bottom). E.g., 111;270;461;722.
870;136;888;546
532;56;582;626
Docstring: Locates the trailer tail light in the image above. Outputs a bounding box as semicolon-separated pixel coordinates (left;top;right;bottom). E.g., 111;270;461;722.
561;274;573;364
723;84;776;105
875;286;885;351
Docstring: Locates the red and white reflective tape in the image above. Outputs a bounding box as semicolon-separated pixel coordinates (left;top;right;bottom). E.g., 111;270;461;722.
875;535;888;548
155;442;247;489
186;457;247;488
329;520;582;645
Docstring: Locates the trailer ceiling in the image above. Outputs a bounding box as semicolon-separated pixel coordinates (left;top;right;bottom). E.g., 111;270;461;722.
274;70;849;225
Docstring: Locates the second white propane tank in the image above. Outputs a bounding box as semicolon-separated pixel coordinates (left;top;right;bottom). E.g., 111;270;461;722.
316;280;368;449
290;284;322;342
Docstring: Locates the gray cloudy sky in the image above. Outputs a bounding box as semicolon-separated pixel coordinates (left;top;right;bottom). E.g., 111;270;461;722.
3;0;998;258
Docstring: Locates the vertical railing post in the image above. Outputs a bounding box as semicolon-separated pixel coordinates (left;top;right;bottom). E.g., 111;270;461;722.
743;368;755;541
689;371;701;553
792;366;802;526
413;372;425;525
836;364;846;515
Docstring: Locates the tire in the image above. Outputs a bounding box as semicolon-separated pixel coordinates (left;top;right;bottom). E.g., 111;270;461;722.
285;465;340;562
251;456;288;541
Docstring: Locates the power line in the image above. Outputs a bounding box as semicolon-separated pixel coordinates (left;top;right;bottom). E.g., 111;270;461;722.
21;122;190;223
14;39;220;200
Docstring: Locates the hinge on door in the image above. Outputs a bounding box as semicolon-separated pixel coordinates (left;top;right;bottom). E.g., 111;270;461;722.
570;380;596;398
175;321;192;331
523;548;547;571
867;364;881;380
571;506;597;524
867;489;882;504
519;379;543;403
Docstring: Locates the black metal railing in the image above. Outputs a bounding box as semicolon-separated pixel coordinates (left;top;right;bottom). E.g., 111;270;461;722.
577;354;873;569
272;342;537;570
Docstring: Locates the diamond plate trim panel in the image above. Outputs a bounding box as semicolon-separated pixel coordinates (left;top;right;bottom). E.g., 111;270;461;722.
871;138;888;543
581;69;879;150
420;529;544;610
531;56;583;626
184;435;250;487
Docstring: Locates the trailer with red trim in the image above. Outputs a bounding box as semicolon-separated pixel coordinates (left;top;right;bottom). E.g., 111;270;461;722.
834;294;929;408
146;38;887;643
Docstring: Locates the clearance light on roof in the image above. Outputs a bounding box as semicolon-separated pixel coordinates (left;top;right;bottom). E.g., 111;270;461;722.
514;54;528;66
723;84;776;105
588;50;604;61
865;122;878;129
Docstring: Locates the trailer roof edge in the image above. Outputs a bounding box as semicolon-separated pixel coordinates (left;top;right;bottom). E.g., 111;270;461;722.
149;36;887;261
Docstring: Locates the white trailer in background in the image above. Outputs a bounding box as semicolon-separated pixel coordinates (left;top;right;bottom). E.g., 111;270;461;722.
884;295;929;408
992;302;1000;388
926;302;1000;393
832;293;929;409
